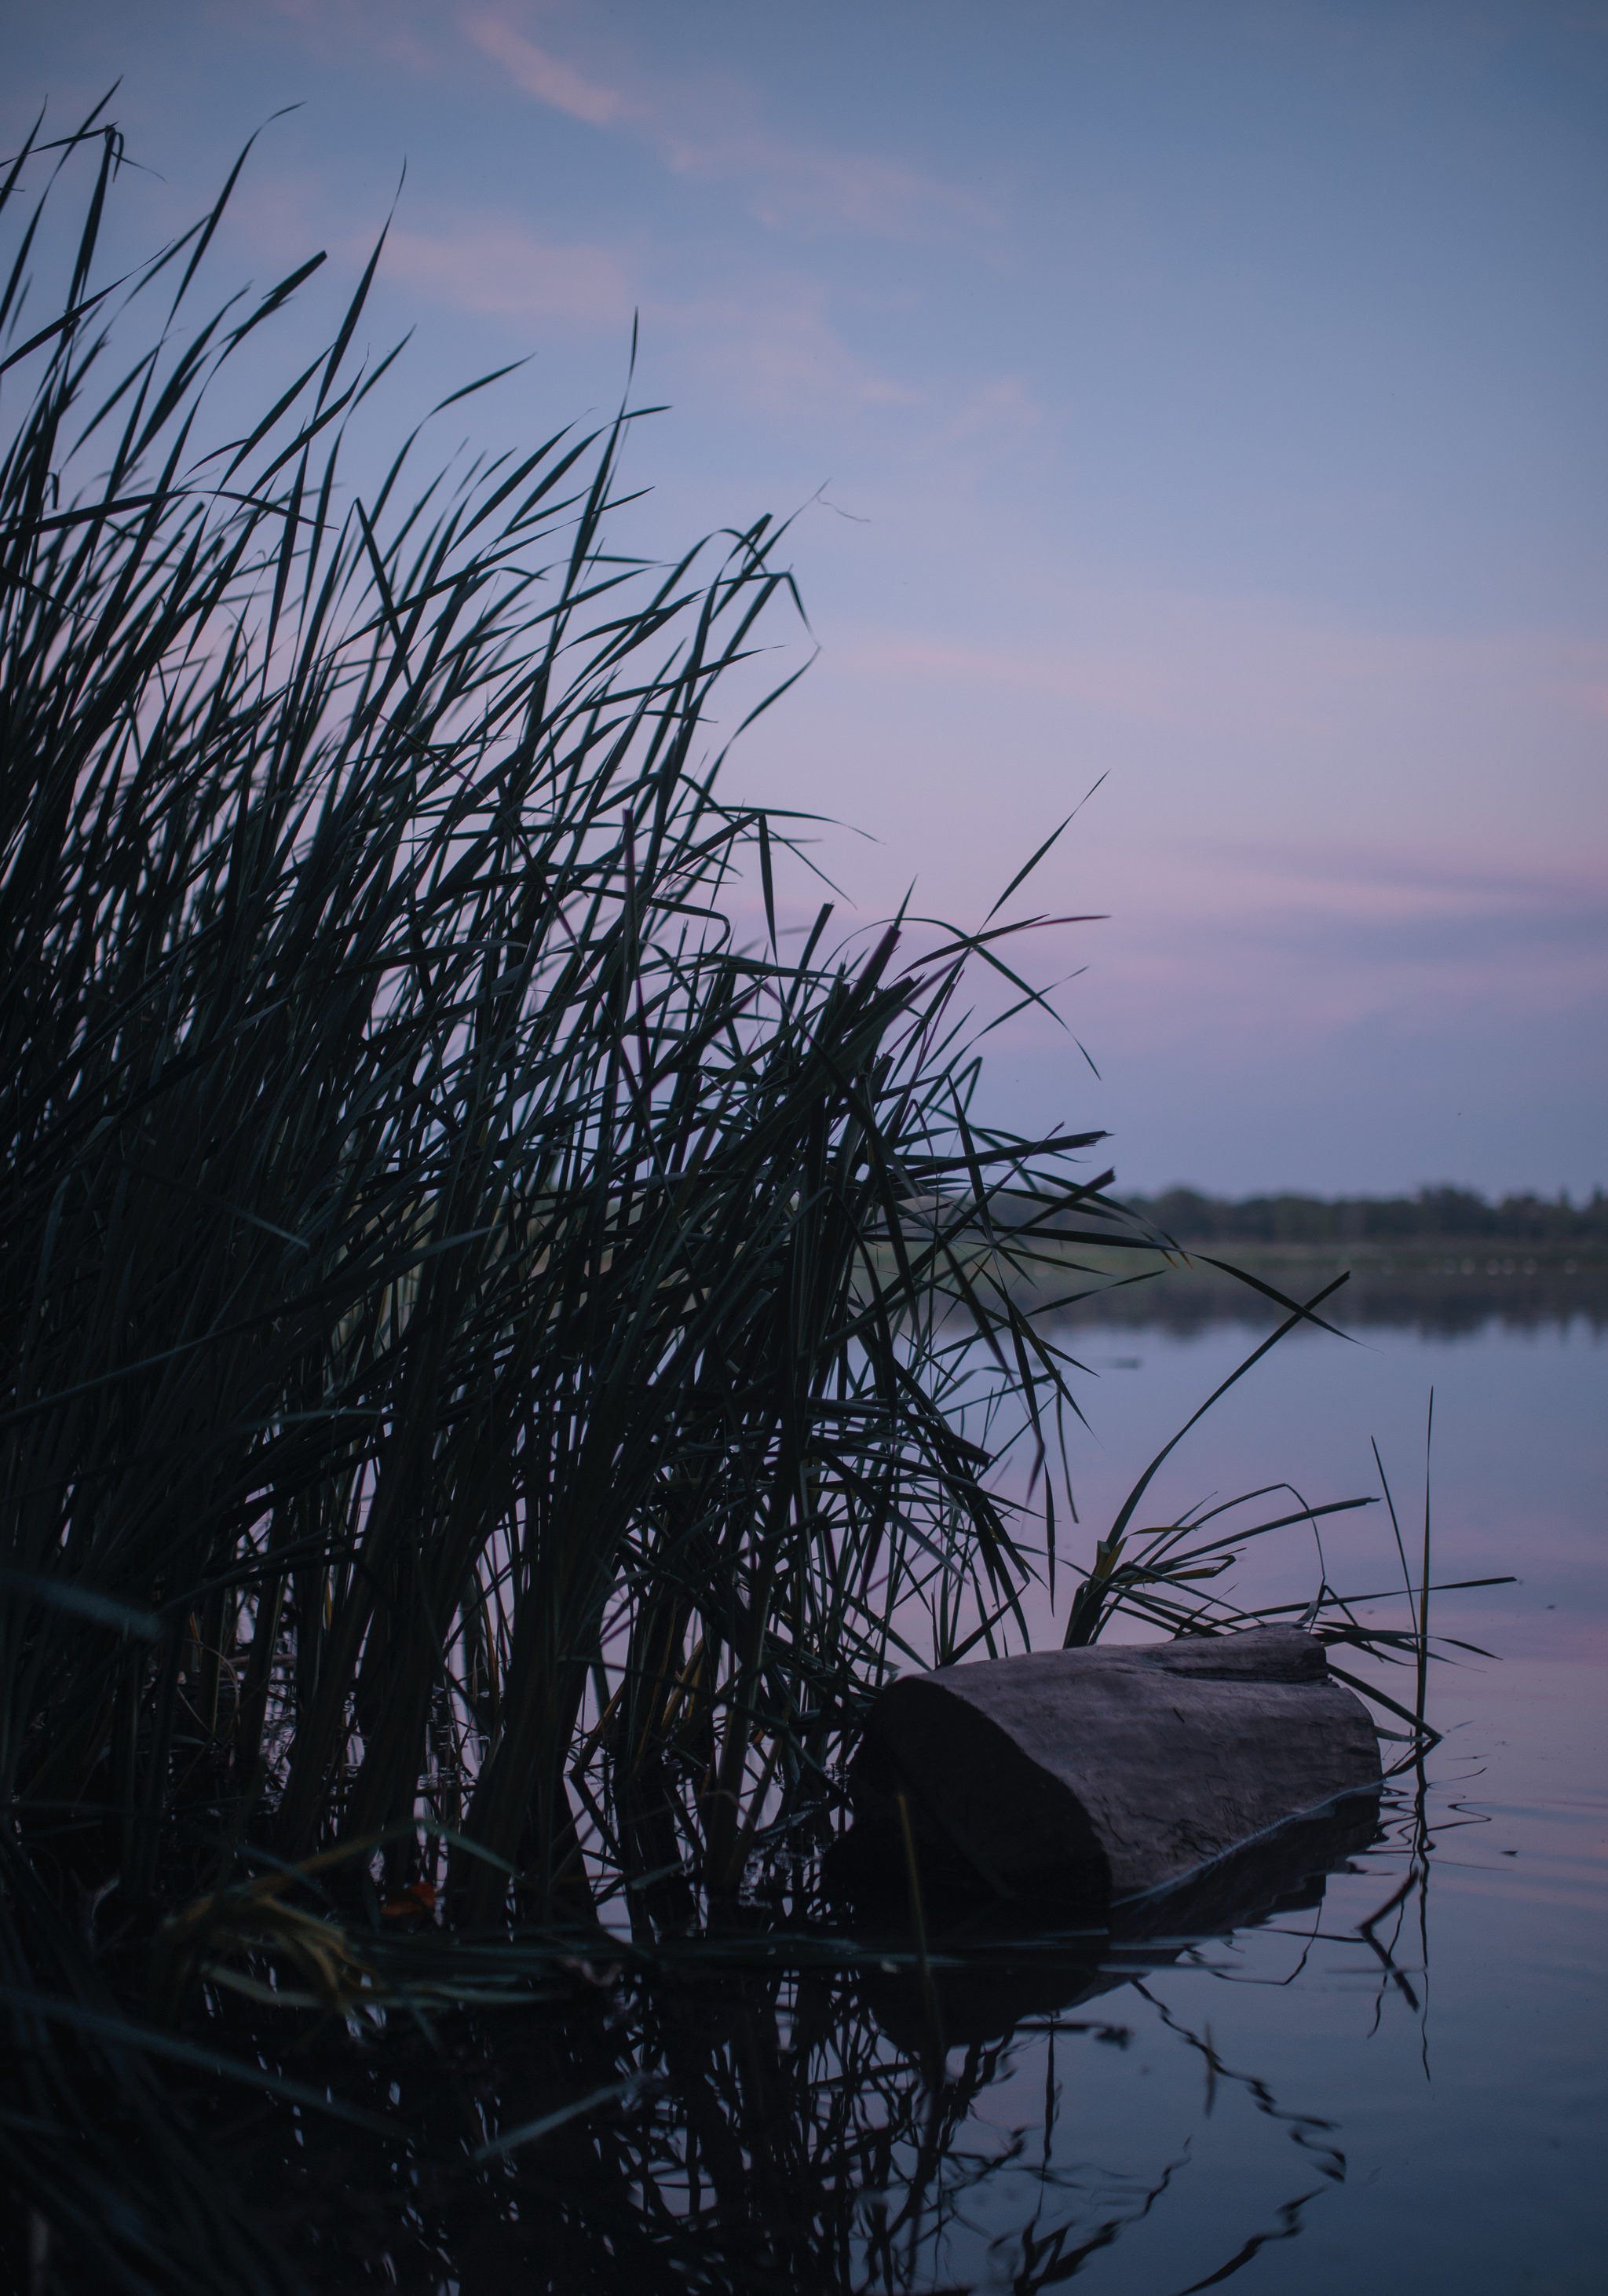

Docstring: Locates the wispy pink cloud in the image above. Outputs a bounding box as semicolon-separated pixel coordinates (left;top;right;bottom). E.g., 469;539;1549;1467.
459;7;994;244
463;14;634;129
741;591;1606;1049
835;608;1608;760
1182;844;1608;916
373;212;920;413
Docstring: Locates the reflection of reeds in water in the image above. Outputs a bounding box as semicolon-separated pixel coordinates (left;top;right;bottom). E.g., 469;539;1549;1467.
190;1790;1406;2291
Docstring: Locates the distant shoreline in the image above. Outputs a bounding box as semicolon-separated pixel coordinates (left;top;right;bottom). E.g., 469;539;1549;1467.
1113;1184;1606;1256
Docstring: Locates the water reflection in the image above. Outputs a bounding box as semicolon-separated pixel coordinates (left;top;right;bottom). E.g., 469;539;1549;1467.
834;1792;1382;2042
209;1289;1608;2294
230;1787;1431;2292
1039;1261;1606;1337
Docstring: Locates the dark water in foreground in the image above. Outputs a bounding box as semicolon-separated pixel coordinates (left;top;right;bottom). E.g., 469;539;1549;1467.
244;1298;1604;2292
831;1669;1604;2295
866;1299;1607;2292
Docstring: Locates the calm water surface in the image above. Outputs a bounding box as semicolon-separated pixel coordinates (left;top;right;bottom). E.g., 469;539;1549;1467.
245;1305;1604;2291
867;1303;1606;2294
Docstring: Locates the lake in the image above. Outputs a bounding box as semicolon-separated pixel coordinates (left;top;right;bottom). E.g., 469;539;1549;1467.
240;1285;1605;2292
828;1285;1606;2294
645;1289;1603;2292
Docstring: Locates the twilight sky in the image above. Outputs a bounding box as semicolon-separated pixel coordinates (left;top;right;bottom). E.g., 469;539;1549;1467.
6;0;1605;1197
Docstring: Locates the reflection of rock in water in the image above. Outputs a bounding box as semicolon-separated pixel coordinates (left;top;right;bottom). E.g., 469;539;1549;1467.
832;1791;1381;2053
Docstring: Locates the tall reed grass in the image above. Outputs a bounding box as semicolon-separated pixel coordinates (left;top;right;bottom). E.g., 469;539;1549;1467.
0;108;1172;2286
1;110;1481;2292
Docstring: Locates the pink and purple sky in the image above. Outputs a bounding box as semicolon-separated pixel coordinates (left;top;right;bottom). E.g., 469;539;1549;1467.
7;0;1604;1197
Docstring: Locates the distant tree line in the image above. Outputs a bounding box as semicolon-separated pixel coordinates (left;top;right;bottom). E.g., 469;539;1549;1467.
1120;1186;1607;1248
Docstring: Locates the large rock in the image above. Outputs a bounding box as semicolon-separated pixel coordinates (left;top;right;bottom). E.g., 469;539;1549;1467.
850;1625;1381;1907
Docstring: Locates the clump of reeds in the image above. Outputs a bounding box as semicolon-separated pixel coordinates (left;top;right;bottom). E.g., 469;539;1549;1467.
0;104;1168;2287
2;107;1489;2293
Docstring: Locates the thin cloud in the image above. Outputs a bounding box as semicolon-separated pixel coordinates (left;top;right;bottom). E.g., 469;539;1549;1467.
464;14;633;128
836;606;1608;751
378;214;919;414
1174;843;1608;912
460;9;993;244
